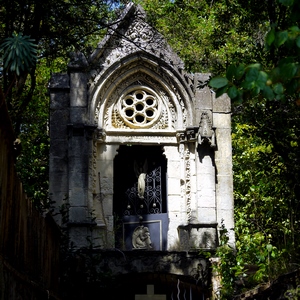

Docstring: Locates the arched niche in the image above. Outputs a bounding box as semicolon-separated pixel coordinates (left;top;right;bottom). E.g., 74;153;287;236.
89;54;194;131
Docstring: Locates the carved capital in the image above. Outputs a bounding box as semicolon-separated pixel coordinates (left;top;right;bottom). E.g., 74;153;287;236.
186;126;198;142
176;130;186;143
96;128;106;143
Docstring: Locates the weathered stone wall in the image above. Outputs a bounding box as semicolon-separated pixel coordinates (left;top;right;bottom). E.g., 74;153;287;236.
0;91;61;300
48;3;235;251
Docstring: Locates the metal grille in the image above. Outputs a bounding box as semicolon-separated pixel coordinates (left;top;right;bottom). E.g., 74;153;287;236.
124;166;162;215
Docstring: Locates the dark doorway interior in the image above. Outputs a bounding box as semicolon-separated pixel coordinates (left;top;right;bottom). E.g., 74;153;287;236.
114;145;168;250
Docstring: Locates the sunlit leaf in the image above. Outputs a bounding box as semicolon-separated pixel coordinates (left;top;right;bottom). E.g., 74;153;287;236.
209;76;228;88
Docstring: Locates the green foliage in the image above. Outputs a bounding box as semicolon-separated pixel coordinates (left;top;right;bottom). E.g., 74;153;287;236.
135;0;269;73
206;0;300;291
209;0;300;103
285;285;300;300
0;32;37;75
214;221;242;299
15;57;66;210
232;120;300;285
0;0;119;209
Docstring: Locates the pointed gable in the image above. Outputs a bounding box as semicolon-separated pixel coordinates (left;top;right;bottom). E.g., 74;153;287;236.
87;3;195;132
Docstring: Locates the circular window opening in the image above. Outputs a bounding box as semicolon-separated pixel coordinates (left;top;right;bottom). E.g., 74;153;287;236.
125;98;134;105
146;98;154;106
125;109;134;117
135;114;145;123
136;103;144;111
136;93;143;100
146;109;154;117
118;86;162;128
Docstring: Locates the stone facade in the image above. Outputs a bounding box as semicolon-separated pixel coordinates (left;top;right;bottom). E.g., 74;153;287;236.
49;3;234;298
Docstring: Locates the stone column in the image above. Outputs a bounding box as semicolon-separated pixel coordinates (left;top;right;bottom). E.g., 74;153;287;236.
49;73;70;226
196;145;216;224
68;65;88;224
67;55;92;248
213;93;235;247
193;74;217;225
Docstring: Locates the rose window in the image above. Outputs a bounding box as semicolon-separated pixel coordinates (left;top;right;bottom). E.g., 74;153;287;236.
119;87;161;128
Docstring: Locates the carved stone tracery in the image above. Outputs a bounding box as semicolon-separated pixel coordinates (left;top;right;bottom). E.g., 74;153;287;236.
118;86;161;129
94;70;180;130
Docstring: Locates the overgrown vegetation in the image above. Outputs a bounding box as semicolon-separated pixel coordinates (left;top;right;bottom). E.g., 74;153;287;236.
0;0;121;207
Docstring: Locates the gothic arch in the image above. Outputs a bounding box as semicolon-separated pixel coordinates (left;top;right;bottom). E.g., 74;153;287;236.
89;53;195;131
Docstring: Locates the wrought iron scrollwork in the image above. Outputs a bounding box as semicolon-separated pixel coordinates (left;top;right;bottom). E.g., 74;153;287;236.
124;166;162;215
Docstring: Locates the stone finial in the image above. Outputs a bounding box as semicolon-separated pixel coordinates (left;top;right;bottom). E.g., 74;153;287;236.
68;51;88;71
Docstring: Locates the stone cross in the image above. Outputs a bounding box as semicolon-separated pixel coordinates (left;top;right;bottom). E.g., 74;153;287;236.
135;285;166;300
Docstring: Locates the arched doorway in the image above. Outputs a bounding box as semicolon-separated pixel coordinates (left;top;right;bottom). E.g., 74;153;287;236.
114;145;168;250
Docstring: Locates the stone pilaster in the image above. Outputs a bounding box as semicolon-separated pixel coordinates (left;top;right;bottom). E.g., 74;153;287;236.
213;93;235;246
49;73;70;225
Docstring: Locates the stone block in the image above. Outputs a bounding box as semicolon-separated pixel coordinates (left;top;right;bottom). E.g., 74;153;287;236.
69;206;88;222
68;226;90;249
197;174;215;190
215;162;232;176
197;207;216;223
167;177;181;194
168;195;182;213
197;194;216;208
49;159;68;177
216;175;234;194
49;173;68;193
98;160;114;177
99;144;119;160
69;171;88;188
50;139;68;158
49;110;69;139
214;134;232;159
50;93;70;110
69;186;87;206
166;160;181;175
164;146;180;160
70;72;87;107
196;152;214;169
49;73;70;89
168;211;183;223
178;225;217;249
213;113;231;129
213;93;231;113
70;107;87;123
216;190;234;211
194;73;212;109
69;137;89;158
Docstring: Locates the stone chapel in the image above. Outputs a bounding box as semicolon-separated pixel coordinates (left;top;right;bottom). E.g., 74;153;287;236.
49;3;234;299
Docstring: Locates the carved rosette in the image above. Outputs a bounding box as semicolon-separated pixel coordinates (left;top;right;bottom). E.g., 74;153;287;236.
114;86;163;129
